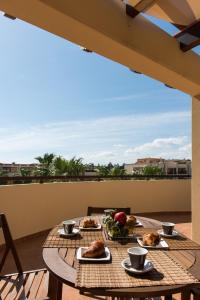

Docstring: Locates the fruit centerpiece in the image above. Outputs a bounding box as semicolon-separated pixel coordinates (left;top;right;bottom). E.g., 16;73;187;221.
103;210;137;238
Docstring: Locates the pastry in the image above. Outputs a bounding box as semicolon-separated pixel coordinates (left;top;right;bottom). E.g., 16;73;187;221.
142;233;160;246
82;240;105;258
83;218;97;228
126;215;137;227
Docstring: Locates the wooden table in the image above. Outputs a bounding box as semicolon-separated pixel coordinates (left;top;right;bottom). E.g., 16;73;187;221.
43;216;200;300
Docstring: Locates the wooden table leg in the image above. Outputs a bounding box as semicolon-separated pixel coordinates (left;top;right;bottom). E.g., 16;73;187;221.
181;290;191;300
48;272;62;300
165;295;172;300
56;280;63;300
192;288;200;300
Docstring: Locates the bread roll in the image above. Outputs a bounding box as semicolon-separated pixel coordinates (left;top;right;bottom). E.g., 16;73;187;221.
82;240;105;258
83;218;97;228
126;215;137;227
142;233;160;246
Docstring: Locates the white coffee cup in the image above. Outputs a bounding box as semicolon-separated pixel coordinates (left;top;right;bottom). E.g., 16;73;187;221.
127;247;148;269
63;220;76;234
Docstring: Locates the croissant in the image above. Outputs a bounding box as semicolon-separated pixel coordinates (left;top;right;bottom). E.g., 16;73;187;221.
83;218;97;228
82;240;105;258
142;233;160;246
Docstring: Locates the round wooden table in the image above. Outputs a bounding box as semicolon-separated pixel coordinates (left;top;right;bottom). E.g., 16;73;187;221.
43;216;200;300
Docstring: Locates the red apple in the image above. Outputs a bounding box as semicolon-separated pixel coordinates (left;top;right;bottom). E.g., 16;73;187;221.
114;212;127;226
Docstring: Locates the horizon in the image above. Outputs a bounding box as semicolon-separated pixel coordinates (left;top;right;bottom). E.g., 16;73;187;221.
0;14;192;164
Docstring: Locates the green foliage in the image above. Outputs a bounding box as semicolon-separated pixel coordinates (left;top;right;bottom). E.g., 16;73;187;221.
54;156;68;175
34;153;55;176
142;165;163;176
97;163;126;176
65;157;85;176
35;153;55;166
20;168;32;177
97;165;110;176
110;165;126;176
0;170;7;176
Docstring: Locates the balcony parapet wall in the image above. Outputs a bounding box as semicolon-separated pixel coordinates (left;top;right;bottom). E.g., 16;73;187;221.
0;180;191;243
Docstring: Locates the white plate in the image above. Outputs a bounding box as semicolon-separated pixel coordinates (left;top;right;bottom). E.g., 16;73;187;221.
58;228;80;237
134;220;143;227
121;258;154;274
137;237;169;249
79;223;102;230
76;246;111;261
157;229;179;238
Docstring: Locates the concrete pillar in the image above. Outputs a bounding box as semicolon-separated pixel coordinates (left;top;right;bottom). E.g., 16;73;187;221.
192;95;200;243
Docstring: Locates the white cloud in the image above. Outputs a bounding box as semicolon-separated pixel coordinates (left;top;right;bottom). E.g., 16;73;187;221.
0;110;191;164
126;137;187;154
158;143;191;160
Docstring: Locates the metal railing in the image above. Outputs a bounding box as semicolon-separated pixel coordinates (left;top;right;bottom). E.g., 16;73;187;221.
0;174;191;185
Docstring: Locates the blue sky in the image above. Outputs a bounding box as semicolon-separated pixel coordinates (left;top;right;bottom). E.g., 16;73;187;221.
0;13;191;164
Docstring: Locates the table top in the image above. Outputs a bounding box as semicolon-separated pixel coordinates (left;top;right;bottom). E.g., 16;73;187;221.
42;216;200;298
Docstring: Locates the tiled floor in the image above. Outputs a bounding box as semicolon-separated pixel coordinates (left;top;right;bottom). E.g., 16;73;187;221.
0;212;193;300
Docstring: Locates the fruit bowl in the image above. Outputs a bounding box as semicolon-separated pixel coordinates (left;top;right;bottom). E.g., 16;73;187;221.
103;211;130;239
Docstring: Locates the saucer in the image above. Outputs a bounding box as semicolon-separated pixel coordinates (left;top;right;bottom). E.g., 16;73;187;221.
121;258;154;274
157;229;179;238
58;228;80;237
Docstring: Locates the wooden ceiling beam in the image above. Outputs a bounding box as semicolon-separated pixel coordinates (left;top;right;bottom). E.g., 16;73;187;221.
125;0;156;18
0;0;200;95
175;19;200;52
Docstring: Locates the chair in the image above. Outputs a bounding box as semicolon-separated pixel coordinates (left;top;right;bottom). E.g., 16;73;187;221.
87;207;131;216
0;213;49;300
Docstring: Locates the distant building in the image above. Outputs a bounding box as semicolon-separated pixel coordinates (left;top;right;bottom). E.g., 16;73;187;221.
124;157;191;176
0;163;39;176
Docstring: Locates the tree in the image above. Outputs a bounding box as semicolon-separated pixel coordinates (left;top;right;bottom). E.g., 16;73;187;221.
142;165;163;176
20;168;32;177
65;157;85;176
97;165;110;176
110;165;126;176
34;153;55;176
54;156;68;175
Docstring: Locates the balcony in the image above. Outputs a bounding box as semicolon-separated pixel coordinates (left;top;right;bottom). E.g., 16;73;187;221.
0;179;192;299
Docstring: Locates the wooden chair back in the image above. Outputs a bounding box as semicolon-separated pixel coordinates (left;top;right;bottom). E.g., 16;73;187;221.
87;207;131;216
0;213;23;274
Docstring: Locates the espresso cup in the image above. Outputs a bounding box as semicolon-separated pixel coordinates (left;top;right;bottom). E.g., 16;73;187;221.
63;220;76;234
162;222;175;235
127;247;148;269
104;209;115;216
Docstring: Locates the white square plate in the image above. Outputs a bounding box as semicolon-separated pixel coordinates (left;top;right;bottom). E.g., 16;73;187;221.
79;223;102;231
137;237;169;249
76;247;111;261
134;220;143;227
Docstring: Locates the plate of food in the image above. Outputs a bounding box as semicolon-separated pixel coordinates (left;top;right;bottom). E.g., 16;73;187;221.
137;233;169;249
79;218;102;230
77;240;110;261
126;215;143;227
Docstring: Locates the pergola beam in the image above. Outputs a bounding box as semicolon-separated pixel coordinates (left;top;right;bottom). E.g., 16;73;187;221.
126;0;156;18
0;0;200;95
175;20;200;52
